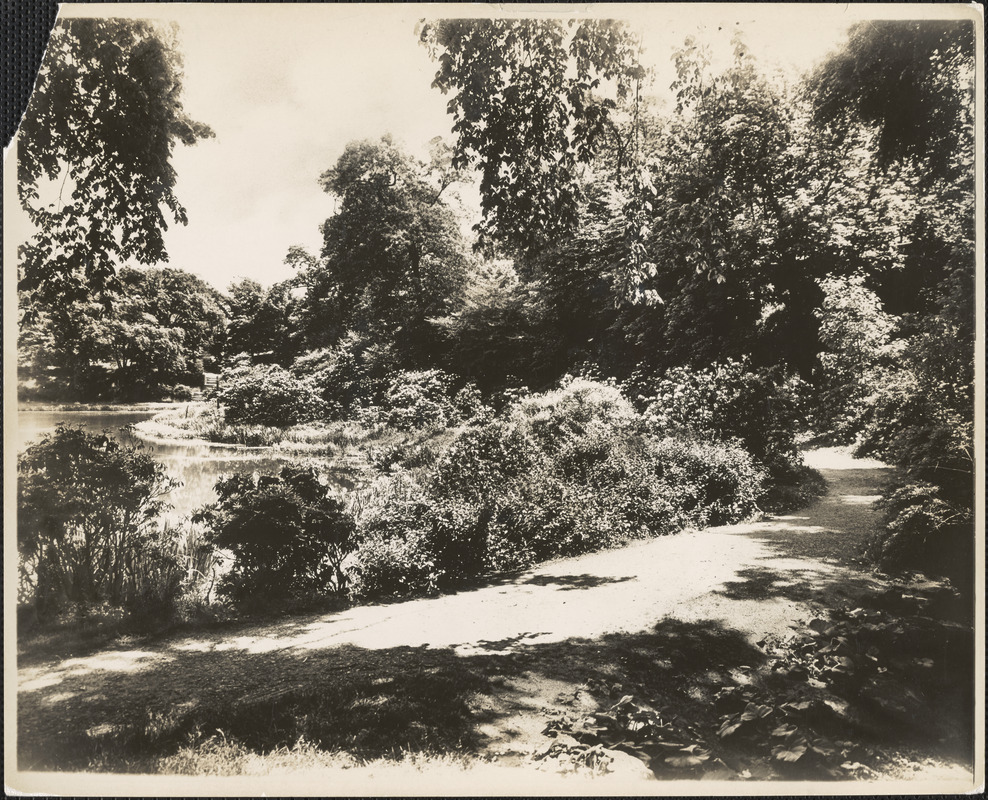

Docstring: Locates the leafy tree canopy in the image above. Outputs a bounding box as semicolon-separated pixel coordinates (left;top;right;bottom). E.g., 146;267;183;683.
312;136;469;355
420;18;646;254
17;18;213;307
20;266;226;400
809;20;975;185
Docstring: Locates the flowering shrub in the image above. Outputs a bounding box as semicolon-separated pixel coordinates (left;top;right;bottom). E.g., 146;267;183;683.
218;359;328;427
512;376;640;451
383;369;460;430
640;358;808;479
648;436;765;527
350;379;766;599
348;473;438;599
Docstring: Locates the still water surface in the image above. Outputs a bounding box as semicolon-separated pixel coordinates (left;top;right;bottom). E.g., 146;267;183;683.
16;408;296;520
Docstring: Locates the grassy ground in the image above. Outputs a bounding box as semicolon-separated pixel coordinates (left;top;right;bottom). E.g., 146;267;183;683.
132;402;460;465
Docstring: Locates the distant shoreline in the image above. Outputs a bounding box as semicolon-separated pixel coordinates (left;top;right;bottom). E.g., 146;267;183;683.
17;400;182;413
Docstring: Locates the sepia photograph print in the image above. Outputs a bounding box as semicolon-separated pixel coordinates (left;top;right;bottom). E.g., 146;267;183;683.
4;2;983;795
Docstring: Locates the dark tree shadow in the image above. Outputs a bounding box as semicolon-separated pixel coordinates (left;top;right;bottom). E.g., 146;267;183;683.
17;609;974;779
715;565;886;605
469;632;554;651
16;618;764;773
519;574;637;590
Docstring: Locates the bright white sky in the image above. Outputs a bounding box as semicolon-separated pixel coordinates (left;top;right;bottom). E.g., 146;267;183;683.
30;3;940;291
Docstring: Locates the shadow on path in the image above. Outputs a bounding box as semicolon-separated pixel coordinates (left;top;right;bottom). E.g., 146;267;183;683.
17;618;764;773
520;574;637;590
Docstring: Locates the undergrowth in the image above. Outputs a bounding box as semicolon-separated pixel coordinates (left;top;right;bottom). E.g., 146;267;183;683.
539;582;973;780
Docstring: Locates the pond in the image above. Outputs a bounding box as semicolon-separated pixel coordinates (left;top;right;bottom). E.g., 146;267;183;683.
15;407;303;520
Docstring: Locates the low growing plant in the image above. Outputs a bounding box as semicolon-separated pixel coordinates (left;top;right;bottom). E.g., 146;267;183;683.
18;426;184;621
196;464;355;606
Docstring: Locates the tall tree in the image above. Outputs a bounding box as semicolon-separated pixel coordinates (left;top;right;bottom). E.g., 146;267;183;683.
310;136;469;358
809;20;975;186
223;278;300;365
121;267;226;369
420;18;646;255
19;266;227;400
17;18;213;307
810;20;976;499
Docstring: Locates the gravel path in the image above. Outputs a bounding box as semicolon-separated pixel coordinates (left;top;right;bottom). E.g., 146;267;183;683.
22;447;952;787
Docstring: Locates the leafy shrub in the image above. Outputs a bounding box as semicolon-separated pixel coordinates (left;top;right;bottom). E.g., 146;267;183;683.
647;436;765;528
351;527;439;599
452;382;485;420
218;359;328;428
348;474;439;599
850;276;974;585
17;426;185;620
291;331;399;417
198;464;355;605
856;369;974;497
170;384;195;402
511;377;640;452
383;369;459;430
639;358;807;479
431;419;538;501
351;379;766;599
868;482;974;583
760;464;828;515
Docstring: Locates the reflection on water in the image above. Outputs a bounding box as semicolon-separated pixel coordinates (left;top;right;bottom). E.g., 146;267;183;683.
16;409;301;520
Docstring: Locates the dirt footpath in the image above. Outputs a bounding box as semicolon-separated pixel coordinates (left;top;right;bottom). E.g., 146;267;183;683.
15;448;974;787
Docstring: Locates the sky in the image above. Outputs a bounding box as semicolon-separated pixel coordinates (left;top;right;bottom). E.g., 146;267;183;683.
23;3;950;292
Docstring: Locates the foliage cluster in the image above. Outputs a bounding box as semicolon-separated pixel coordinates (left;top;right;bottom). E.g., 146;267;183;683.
543;587;971;779
868;483;974;589
195;464;355;607
637;358;811;495
813;275;904;443
17;18;213;308
17;426;207;622
350;379;765;599
19;266;226;402
381;369;477;431
218;359;328;428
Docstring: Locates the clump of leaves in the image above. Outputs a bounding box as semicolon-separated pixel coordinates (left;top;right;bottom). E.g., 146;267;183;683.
542;694;716;778
18;425;187;620
540;585;970;780
195;464;355;606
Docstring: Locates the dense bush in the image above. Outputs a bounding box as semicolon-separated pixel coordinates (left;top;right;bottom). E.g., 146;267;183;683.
350;379;766;599
855;309;974;583
868;482;974;588
639;358;808;480
813;275;903;442
511;377;639;451
17;426;187;620
199;464;355;605
382;369;461;430
291;331;400;418
348;474;439;598
218;359;328;427
170;384;196;402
